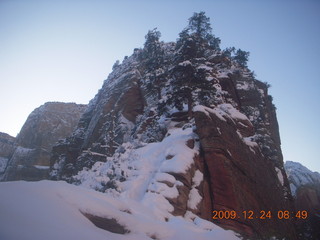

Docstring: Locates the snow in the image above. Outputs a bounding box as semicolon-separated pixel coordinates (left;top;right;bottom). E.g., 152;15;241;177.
75;161;111;190
193;105;225;121
193;105;211;117
206;76;214;81
178;60;192;66
243;136;258;154
83;150;107;157
197;64;213;71
188;188;202;210
187;170;203;210
74;126;203;222
219;104;248;121
154;172;177;184
0;181;129;240
236;81;254;91
194;104;258;154
193;104;249;123
216;69;231;78
210;107;227;121
0;180;239;240
275;167;284;186
33;165;50;170
192;170;203;187
120;127;199;203
40;124;240;239
119;114;135;142
147;181;179;198
212;83;228;103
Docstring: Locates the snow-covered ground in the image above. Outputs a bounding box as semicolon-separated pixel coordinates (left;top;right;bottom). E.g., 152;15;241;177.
1;113;239;240
0;180;239;240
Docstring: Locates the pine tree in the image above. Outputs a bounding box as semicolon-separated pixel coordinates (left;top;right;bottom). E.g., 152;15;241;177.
171;62;194;117
234;49;249;67
206;33;221;51
175;29;197;61
143;28;163;69
187;11;220;53
175;11;220;60
112;60;120;70
188;11;212;39
170;60;216;118
169;12;216;118
143;28;165;99
222;47;236;58
222;47;249;67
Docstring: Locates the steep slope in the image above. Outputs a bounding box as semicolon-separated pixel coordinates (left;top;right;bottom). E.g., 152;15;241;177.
50;52;296;239
2;102;86;181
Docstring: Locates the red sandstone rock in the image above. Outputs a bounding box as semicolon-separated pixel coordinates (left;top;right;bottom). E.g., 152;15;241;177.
194;107;297;239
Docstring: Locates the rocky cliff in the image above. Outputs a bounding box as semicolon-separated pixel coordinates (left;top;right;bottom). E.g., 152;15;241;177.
285;161;320;196
2;102;86;181
285;161;320;239
50;18;297;238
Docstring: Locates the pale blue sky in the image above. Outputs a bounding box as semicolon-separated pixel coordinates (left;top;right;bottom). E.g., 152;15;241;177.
0;0;319;172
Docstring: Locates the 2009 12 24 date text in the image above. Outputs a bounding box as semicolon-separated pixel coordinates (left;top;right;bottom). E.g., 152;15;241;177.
212;210;308;220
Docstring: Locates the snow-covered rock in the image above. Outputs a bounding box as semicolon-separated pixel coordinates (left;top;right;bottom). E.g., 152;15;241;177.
47;15;295;239
285;161;320;196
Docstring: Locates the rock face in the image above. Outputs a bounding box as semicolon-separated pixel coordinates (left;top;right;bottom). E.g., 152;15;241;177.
285;161;320;239
295;186;320;239
285;161;320;196
0;132;16;180
2;102;86;181
17;102;87;150
191;72;296;238
50;39;298;238
194;105;294;238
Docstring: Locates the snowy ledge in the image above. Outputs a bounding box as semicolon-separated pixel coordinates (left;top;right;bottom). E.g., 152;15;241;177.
194;105;258;154
193;104;249;122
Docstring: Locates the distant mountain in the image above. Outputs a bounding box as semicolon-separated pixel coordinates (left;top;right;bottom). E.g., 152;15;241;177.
285;161;320;239
0;102;86;181
285;161;320;196
48;12;297;239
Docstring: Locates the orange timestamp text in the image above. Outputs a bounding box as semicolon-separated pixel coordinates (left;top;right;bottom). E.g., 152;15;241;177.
212;210;308;220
